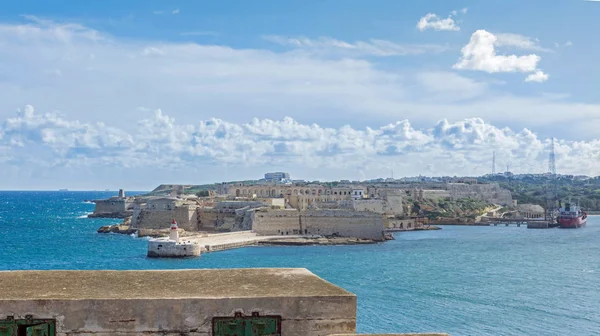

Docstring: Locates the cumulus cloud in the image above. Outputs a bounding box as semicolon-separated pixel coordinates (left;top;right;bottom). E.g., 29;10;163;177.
453;30;548;82
263;35;447;56
495;33;550;52
2;105;599;181
0;16;596;160
525;70;550;83
417;9;467;32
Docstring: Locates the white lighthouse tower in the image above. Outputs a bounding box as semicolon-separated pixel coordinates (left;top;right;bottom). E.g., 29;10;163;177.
147;219;201;258
169;219;179;242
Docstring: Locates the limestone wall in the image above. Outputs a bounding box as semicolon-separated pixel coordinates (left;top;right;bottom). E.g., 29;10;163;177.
252;210;385;240
302;210;385;240
132;205;198;231
92;197;133;216
252;210;301;235
353;200;385;214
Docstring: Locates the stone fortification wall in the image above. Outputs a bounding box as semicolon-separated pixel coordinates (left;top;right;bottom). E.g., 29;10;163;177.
92;197;133;217
302;210;384;240
422;190;452;200
132;205;198;231
216;201;266;210
198;208;254;232
352;200;385;214
252;210;300;235
447;182;512;205
252;210;384;240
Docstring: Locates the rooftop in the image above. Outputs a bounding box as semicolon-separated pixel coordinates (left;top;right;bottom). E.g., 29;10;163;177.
0;268;354;300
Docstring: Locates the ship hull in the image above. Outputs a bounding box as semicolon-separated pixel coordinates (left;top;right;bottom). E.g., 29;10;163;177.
558;217;587;229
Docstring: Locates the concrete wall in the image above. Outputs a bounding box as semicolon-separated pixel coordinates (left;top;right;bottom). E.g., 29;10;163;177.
0;269;356;336
253;210;385;240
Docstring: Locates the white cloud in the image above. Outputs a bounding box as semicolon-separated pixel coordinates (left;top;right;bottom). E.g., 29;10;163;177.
525;70;549;83
263;35;447;56
417;13;460;32
0;16;596;170
417;8;467;32
453;30;548;82
153;9;179;15
495;33;550;52
2;105;599;184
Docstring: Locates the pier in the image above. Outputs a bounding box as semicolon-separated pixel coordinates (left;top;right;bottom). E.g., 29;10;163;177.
482;218;559;229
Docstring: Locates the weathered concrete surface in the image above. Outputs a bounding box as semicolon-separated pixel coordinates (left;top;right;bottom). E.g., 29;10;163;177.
0;269;356;335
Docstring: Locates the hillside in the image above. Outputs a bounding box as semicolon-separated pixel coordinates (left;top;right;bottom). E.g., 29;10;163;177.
480;175;600;211
404;197;492;220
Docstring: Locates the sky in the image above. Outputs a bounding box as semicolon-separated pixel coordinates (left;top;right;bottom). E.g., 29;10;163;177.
0;0;599;190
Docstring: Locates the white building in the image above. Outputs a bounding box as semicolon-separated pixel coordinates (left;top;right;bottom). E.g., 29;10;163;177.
351;189;365;200
264;172;291;182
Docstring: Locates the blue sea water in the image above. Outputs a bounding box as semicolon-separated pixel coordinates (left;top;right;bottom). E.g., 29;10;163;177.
1;191;600;335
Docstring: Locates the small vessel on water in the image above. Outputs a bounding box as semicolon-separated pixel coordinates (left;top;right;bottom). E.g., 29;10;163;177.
557;201;587;229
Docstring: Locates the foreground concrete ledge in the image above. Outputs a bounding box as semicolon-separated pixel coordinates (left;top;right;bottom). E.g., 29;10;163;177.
0;268;354;300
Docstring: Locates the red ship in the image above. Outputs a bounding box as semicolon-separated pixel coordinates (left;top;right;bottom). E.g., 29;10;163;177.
557;202;587;228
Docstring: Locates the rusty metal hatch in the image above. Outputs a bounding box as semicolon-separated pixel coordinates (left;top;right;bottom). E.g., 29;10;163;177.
212;312;281;336
0;315;56;336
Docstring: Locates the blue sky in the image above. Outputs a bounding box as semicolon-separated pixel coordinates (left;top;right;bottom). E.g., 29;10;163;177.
0;0;599;189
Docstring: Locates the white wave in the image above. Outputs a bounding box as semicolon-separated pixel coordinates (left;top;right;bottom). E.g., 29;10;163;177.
77;212;92;219
82;201;94;204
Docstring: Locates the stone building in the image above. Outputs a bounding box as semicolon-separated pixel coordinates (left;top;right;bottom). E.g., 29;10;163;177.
517;204;545;219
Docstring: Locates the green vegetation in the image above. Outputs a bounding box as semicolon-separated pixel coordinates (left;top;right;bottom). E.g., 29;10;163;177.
404;197;492;220
480;175;600;210
195;190;210;197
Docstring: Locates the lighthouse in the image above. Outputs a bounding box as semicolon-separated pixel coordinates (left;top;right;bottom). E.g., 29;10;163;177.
169;219;179;242
147;219;201;258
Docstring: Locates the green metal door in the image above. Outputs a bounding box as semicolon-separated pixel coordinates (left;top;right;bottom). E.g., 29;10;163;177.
247;317;279;335
26;323;50;336
213;318;246;335
212;313;281;336
0;321;16;336
0;318;55;336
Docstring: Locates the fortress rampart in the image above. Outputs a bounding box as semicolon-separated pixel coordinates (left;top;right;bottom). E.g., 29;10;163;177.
252;210;385;241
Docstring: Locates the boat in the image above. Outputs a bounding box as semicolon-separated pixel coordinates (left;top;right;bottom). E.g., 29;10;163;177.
58;188;68;192
557;201;587;228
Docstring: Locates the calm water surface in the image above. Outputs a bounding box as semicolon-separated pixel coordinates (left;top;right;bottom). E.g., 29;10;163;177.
1;191;600;335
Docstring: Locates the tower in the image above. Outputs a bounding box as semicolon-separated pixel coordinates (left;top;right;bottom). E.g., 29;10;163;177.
492;151;496;175
548;138;557;176
169;220;179;242
546;138;559;221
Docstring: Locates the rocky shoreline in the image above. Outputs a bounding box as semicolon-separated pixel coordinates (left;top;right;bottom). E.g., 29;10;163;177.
386;225;441;232
259;236;385;246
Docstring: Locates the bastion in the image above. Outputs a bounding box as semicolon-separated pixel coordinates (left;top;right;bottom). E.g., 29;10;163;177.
0;268;447;336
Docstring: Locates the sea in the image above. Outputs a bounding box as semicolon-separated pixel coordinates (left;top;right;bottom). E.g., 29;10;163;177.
1;191;600;336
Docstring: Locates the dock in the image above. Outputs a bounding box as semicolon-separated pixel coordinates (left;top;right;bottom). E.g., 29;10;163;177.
190;231;304;253
482;218;559;229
